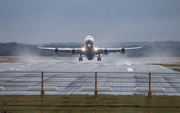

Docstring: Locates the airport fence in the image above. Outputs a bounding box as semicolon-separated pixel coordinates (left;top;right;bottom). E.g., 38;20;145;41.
0;71;180;113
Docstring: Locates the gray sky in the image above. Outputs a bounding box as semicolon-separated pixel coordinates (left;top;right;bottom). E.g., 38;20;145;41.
0;0;180;44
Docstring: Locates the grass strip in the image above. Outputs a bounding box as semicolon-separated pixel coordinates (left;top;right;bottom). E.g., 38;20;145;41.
172;68;180;72
0;95;180;113
147;63;180;66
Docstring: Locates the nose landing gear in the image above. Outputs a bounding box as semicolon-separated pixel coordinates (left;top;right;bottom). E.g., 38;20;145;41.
79;54;83;61
97;54;101;61
79;57;83;61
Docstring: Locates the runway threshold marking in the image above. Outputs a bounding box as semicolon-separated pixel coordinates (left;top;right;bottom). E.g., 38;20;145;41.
128;68;134;72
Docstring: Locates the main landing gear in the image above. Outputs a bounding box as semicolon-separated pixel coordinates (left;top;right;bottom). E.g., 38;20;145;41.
97;54;101;61
79;57;83;61
79;54;83;61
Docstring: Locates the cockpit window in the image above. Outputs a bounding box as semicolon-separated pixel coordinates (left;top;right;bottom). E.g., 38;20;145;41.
85;36;94;42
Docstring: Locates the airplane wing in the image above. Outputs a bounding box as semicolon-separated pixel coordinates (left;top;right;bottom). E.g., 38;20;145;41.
95;46;143;54
37;46;85;54
124;46;144;50
37;46;58;51
38;45;143;56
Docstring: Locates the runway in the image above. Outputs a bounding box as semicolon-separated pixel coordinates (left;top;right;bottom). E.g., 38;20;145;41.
0;62;173;72
0;57;180;95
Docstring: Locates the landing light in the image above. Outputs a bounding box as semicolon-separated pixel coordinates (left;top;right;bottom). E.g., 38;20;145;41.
82;48;85;51
88;44;91;47
94;48;98;51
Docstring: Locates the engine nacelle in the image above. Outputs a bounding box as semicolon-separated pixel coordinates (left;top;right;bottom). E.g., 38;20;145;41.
120;48;125;54
104;49;109;55
55;48;58;53
72;49;76;55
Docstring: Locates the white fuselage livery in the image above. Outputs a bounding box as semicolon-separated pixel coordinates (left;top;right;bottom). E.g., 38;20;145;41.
84;36;96;60
38;36;143;61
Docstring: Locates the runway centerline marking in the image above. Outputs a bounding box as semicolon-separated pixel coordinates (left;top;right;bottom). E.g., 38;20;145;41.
128;68;134;72
103;64;109;65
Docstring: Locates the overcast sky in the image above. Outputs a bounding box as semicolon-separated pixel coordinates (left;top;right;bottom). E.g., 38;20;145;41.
0;0;180;44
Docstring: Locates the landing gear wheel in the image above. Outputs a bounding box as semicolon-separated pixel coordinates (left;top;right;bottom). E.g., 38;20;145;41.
97;57;101;61
79;57;83;61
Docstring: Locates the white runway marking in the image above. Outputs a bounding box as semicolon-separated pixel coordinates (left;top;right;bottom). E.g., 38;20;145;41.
103;64;109;65
128;68;134;72
10;68;15;71
116;63;123;65
27;86;58;91
62;63;70;64
127;64;131;66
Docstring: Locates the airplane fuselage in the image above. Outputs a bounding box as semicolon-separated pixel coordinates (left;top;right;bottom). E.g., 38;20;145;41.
84;36;96;60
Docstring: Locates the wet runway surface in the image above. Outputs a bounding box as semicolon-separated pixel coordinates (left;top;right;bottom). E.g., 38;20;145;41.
0;61;180;95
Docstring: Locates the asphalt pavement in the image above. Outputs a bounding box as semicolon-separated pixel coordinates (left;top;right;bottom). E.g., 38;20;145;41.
0;57;179;95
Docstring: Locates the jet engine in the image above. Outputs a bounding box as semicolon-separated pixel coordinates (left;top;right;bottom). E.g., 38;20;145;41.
55;48;58;53
120;48;125;54
72;49;76;55
104;49;109;55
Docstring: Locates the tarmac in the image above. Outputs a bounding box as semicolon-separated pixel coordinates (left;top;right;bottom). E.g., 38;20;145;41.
0;56;179;95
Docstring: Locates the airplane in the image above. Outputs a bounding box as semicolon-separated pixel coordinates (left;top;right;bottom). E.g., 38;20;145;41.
38;36;143;61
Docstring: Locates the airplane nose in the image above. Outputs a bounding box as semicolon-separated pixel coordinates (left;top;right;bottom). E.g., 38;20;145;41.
85;36;94;42
87;39;91;42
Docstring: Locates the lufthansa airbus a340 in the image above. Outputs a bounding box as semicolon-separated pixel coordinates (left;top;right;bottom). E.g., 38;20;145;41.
38;36;143;61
